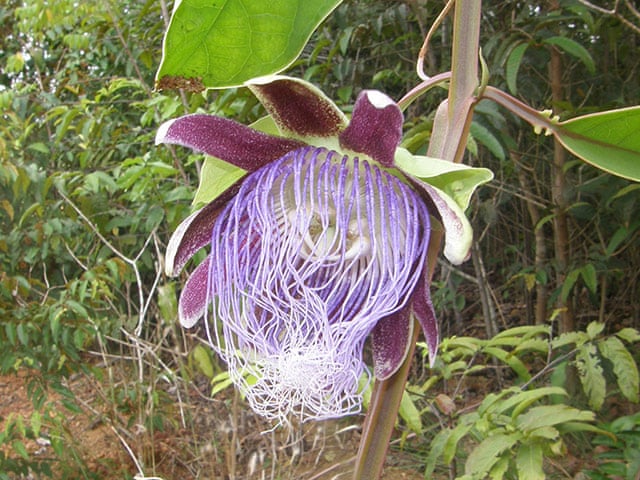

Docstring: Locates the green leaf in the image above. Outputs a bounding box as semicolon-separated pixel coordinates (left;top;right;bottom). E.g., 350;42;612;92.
598;336;639;403
493;325;550;341
516;404;595;431
12;440;29;460
560;268;580;303
210;371;234;397
30;411;42;438
516;442;545;480
551;330;588;349
469;121;506;160
399;390;422;434
465;432;521;477
443;421;474;463
556;421;611;437
586;321;605;339
575;344;606;410
580;263;597;295
514;338;550;355
192;344;214;379
553;106;640;181
616;328;640;343
6;53;25;73
483;346;531;381
424;428;451;478
5;323;17;346
505;42;529;94
157;0;342;89
489;456;510;480
609;183;640;204
49;307;64;341
16;323;29;346
499;387;567;419
27;142;51;154
193;156;246;206
605;227;632;257
157;283;178;323
527;425;560;440
543;36;595;74
394;148;494;210
442;336;483;354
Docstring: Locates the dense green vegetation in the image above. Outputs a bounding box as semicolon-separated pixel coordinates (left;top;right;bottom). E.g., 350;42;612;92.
1;1;639;478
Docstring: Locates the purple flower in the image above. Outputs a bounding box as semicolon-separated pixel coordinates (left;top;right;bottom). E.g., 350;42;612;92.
157;76;472;424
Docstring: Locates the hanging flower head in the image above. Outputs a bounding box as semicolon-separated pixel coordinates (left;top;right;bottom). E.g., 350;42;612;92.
157;76;478;425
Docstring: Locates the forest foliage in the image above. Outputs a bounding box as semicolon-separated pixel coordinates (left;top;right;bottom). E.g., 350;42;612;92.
1;0;640;478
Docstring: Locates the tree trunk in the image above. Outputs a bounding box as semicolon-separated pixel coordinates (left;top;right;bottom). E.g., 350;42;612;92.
514;151;548;325
549;45;575;334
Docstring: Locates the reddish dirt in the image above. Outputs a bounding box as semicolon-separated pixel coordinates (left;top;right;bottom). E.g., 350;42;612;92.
0;370;136;478
0;369;425;479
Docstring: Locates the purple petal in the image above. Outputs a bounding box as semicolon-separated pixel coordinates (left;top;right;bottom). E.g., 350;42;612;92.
411;265;439;367
339;90;403;167
246;75;348;140
165;181;242;277
371;307;414;380
179;256;211;328
156;114;304;170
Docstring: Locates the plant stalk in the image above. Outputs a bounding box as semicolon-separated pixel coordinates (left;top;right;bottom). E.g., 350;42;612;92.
352;2;483;478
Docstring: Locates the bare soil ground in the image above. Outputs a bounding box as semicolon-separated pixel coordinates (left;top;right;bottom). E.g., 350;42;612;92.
0;368;425;479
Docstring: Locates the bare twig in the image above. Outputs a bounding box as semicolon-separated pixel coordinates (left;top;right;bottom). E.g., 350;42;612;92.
577;0;640;35
57;188;159;336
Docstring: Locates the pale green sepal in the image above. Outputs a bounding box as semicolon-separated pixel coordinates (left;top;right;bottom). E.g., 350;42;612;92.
193;158;246;206
395;147;493;210
250;115;280;136
192;115;281;207
415;179;474;265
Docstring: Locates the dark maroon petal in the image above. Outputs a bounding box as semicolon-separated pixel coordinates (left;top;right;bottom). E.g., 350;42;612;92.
178;256;211;328
371;307;414;380
339;90;403;167
247;76;348;139
411;264;439;367
156;114;305;171
165;181;242;277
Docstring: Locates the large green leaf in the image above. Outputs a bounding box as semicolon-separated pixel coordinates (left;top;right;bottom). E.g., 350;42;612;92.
553;106;640;182
576;343;606;411
542;36;595;74
465;432;521;477
516;443;545;480
157;0;342;90
505;41;529;94
516;404;595;432
598;336;639;403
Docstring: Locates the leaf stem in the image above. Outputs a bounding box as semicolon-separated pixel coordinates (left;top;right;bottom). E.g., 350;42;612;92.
427;0;481;163
397;72;452;111
481;86;557;134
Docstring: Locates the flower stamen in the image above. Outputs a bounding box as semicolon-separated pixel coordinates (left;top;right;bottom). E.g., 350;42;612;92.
204;146;430;425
